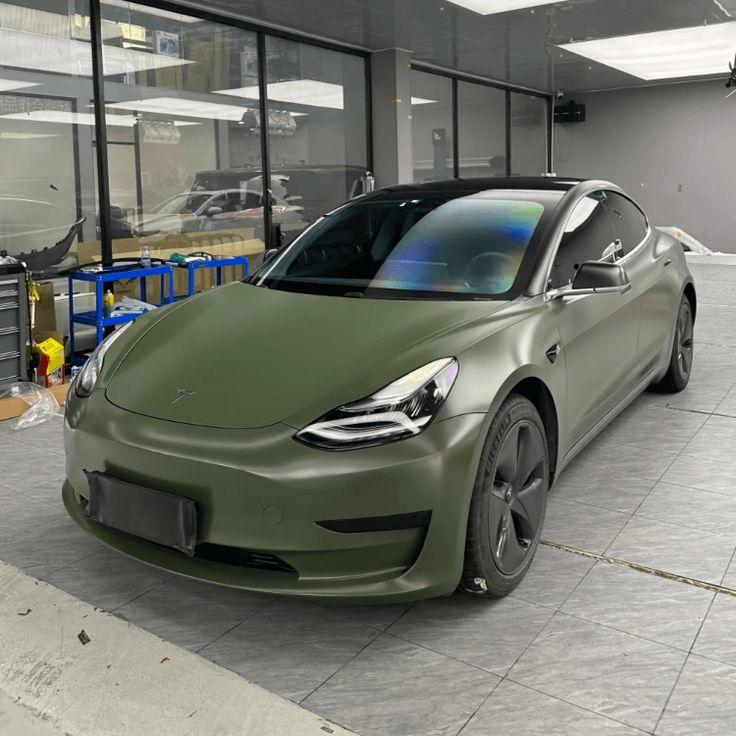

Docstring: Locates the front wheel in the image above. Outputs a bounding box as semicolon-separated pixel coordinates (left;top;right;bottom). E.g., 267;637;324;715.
655;296;694;393
460;394;549;597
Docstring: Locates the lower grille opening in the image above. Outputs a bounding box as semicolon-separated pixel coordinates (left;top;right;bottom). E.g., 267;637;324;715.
195;543;297;574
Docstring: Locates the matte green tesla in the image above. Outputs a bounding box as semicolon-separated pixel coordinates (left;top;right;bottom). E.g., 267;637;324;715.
63;177;696;602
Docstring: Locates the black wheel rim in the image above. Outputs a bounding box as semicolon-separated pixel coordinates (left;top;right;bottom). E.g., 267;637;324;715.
489;420;547;575
677;305;694;378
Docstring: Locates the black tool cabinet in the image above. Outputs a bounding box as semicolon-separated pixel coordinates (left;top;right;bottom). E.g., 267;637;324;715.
0;264;29;387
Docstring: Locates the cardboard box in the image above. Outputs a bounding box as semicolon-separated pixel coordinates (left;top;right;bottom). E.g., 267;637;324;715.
0;382;70;422
34;281;57;335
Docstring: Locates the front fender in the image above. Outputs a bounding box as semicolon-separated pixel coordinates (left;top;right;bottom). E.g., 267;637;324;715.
445;297;567;471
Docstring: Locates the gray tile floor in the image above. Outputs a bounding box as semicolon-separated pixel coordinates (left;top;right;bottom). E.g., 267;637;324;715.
2;262;736;735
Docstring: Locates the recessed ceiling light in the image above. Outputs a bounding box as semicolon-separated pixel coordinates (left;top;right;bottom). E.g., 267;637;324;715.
0;131;57;140
0;78;40;92
108;97;246;121
0;110;198;127
559;22;736;80
448;0;565;15
218;80;436;111
102;0;203;23
0;28;191;78
0;111;136;127
217;79;344;109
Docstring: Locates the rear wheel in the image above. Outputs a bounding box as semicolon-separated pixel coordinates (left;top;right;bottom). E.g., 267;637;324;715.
656;296;694;393
460;394;549;597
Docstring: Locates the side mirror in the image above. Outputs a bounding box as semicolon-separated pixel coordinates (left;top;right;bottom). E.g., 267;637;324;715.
571;261;631;294
206;206;224;217
549;261;631;300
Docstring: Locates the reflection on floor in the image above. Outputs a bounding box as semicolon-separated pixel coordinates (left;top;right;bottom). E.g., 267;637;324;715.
2;262;736;736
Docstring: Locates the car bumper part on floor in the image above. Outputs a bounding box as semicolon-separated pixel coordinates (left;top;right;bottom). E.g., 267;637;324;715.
63;395;484;603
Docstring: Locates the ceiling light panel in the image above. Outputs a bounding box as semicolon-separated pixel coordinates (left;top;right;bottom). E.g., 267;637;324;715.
448;0;565;15
217;79;344;110
559;22;736;80
102;0;202;23
0;110;198;127
108;97;246;121
0;111;137;126
0;78;40;92
0;28;191;78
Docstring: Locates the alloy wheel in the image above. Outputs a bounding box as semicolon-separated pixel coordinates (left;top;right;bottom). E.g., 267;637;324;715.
489;420;547;575
677;305;694;378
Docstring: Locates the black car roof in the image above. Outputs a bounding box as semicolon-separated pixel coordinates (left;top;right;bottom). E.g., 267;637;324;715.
380;176;583;195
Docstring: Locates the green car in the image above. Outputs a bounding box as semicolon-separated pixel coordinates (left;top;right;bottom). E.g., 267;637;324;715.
63;177;696;602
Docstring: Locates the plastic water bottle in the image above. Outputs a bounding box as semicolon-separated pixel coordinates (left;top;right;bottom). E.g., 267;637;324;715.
140;244;152;267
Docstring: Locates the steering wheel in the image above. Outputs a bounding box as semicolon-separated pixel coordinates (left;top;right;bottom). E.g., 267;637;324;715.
464;252;514;292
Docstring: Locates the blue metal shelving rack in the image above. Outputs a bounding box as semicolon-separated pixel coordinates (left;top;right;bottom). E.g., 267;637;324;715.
68;263;175;364
171;255;249;298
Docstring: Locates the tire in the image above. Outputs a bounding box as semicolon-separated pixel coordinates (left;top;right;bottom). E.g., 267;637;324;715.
656;296;694;393
460;393;549;598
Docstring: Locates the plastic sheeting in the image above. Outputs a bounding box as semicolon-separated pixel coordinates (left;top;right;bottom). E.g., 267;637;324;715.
0;382;63;431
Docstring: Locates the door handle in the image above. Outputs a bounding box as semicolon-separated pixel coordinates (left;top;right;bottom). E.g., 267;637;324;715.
663;258;673;267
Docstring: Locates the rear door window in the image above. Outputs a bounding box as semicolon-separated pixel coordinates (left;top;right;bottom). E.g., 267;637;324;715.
605;192;649;254
549;191;617;289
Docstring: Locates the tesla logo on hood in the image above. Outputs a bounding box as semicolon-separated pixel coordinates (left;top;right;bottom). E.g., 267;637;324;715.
172;388;196;405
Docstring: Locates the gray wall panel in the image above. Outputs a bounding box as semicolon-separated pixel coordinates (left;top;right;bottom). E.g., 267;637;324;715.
554;80;736;253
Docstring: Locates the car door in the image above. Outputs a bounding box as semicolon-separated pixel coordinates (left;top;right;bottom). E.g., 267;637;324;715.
605;191;675;374
547;190;642;449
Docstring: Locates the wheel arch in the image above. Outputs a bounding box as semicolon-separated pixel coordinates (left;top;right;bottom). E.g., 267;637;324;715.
683;280;697;321
506;376;559;485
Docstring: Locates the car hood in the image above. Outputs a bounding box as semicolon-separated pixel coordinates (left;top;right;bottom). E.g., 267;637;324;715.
105;282;514;429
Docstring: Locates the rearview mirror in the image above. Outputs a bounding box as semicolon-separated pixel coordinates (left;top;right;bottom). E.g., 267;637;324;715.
548;260;631;300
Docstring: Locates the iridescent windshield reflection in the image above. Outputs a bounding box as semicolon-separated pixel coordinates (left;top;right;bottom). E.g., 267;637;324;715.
374;199;544;294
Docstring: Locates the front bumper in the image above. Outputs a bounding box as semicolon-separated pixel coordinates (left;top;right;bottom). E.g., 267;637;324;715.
63;393;485;603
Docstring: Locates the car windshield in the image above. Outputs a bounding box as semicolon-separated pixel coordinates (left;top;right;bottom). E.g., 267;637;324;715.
256;193;552;300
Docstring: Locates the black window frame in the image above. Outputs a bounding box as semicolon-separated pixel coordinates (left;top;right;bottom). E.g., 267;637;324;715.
409;64;553;183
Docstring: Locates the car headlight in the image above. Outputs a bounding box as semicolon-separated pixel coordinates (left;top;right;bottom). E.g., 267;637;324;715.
296;357;459;450
74;322;133;398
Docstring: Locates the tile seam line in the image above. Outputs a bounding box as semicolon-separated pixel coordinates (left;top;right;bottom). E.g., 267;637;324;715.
599;439;684;557
651;587;720;732
645;476;736;501
666;405;736;420
540;539;736;598
298;627;382;707
501;675;655;736
298;598;423;704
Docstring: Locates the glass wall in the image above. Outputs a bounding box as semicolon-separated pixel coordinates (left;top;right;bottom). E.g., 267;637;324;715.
411;70;453;182
411;68;550;183
264;36;368;243
99;1;265;272
457;81;506;179
510;92;548;176
0;0;100;269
